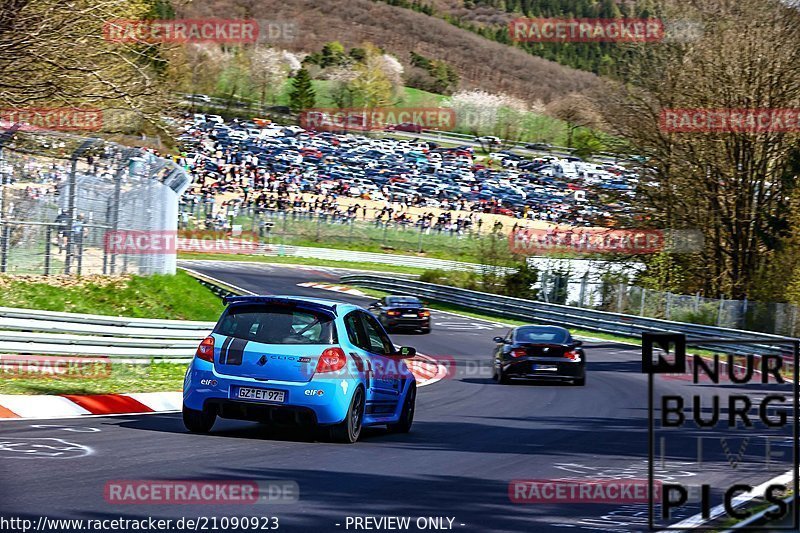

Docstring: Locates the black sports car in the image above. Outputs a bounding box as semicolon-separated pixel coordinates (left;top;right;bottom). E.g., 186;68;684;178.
491;325;585;385
369;296;431;334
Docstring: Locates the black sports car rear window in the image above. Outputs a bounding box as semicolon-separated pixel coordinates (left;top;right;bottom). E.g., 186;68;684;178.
386;297;421;306
515;327;569;344
215;303;336;345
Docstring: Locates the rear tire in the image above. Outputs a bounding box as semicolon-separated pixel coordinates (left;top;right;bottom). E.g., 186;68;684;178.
330;387;365;443
387;383;416;434
183;404;216;433
574;376;586;386
498;367;510;384
420;327;431;334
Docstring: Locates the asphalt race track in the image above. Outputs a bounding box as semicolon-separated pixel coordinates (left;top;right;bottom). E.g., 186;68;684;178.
0;261;794;533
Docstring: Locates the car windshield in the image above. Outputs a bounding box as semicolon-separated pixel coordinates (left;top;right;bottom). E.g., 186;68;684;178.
386;297;421;306
215;303;336;344
515;327;569;344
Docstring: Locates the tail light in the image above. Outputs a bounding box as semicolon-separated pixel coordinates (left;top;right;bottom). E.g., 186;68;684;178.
510;348;527;358
418;310;431;318
195;336;215;362
316;347;347;373
564;350;581;361
387;310;400;316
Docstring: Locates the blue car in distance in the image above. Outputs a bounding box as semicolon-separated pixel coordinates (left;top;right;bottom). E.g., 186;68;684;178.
183;295;418;443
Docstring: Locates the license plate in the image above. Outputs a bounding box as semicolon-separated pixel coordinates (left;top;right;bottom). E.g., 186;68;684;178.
533;365;557;371
402;314;418;318
236;387;285;403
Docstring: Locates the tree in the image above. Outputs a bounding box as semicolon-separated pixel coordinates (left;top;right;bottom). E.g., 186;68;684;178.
288;68;316;113
0;0;168;132
348;45;396;108
594;0;800;299
445;89;528;143
250;47;290;108
546;93;600;148
320;41;346;68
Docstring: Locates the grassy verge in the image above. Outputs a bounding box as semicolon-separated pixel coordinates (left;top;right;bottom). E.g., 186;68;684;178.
0;272;220;395
0;271;224;320
178;252;427;276
0;361;187;395
223;214;503;264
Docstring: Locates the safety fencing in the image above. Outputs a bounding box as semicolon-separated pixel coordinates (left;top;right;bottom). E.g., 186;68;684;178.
339;274;798;357
0;126;191;275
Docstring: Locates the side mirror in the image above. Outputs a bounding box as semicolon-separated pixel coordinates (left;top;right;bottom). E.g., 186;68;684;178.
574;340;583;347
396;346;416;358
493;336;505;344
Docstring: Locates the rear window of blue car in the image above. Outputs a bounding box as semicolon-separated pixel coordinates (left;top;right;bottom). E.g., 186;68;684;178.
215;304;336;345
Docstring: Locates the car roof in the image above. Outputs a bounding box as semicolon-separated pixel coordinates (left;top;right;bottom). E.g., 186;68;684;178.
222;295;359;315
515;325;570;334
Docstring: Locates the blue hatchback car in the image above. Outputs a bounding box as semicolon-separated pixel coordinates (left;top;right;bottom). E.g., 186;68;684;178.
183;295;418;443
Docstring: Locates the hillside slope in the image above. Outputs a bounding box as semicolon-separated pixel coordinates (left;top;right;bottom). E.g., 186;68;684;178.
182;0;599;103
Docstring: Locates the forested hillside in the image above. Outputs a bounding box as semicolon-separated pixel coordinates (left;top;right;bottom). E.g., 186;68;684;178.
379;0;660;74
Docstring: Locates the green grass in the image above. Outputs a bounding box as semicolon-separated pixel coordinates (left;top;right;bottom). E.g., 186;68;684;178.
0;270;224;320
204;214;515;265
0;361;187;395
178;251;427;275
271;81;446;109
0;271;222;395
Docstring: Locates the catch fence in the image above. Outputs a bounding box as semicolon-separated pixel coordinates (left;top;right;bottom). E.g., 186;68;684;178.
0;126;191;275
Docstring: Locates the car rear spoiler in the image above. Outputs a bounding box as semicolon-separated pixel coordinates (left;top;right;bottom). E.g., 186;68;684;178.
222;295;338;316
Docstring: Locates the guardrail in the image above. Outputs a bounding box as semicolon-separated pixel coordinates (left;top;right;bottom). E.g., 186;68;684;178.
0;270;245;359
0;306;218;359
339;275;797;356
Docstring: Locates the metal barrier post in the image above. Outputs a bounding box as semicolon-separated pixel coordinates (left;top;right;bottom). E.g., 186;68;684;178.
0;224;8;273
77;235;84;276
579;273;588;307
0;125;20;275
64;138;100;275
44;226;51;276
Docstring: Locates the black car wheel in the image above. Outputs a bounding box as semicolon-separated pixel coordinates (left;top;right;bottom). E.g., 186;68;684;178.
420;327;431;334
574;375;586;386
182;404;216;433
330;387;365;443
387;383;416;433
497;366;510;384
